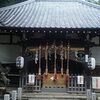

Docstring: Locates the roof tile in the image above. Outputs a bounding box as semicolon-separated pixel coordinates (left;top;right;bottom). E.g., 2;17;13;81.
0;0;100;28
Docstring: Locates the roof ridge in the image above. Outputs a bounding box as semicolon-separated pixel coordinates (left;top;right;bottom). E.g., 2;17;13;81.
0;0;79;11
36;0;100;9
0;0;100;11
36;0;79;2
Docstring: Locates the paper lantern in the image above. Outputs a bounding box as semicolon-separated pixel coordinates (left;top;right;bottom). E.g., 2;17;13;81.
16;56;24;69
88;57;96;70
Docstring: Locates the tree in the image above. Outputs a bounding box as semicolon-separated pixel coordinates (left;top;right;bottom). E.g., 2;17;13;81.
0;0;25;7
86;0;100;4
0;63;10;86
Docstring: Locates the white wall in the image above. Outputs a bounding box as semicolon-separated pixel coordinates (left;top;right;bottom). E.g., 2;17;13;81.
90;36;100;65
0;45;22;63
90;47;100;66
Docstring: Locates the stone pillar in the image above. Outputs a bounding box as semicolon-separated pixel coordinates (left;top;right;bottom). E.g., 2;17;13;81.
4;94;10;100
12;90;17;100
86;89;91;100
92;92;96;100
18;87;22;100
98;97;100;100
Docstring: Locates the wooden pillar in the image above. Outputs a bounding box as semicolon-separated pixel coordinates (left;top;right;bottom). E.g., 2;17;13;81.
24;47;29;86
85;47;91;89
19;45;26;87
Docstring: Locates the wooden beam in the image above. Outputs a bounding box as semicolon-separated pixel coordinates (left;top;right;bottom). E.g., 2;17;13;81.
29;47;84;52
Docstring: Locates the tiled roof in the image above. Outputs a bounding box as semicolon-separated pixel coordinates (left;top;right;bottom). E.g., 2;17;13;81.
0;0;100;28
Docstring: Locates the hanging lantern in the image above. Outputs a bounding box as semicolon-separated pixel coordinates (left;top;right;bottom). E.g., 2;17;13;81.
16;56;24;69
88;57;96;70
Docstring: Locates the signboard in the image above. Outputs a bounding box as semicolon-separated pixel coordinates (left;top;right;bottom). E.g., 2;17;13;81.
92;77;100;89
77;76;84;85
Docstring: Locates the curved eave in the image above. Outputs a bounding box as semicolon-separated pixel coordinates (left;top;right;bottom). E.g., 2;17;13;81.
0;26;100;35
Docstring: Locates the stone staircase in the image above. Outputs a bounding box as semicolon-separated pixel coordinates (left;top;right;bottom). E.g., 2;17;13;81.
22;92;87;100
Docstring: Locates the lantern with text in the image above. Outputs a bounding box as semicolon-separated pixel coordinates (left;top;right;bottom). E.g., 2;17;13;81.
16;56;24;69
88;57;96;70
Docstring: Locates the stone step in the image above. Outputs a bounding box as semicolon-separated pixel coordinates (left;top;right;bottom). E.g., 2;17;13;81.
22;92;87;100
28;99;86;100
22;97;86;99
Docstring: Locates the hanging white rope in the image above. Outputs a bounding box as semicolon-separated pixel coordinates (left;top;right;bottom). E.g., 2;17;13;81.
60;42;64;76
66;43;70;75
54;43;57;75
38;46;41;75
45;44;48;76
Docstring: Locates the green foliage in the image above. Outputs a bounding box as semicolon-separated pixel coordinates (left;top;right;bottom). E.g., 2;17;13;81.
0;0;26;7
0;0;23;7
86;0;100;5
87;0;97;3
